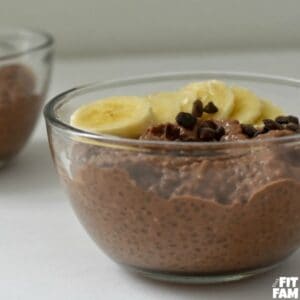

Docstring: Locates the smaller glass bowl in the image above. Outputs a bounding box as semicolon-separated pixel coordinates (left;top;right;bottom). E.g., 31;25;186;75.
44;72;300;283
0;28;54;167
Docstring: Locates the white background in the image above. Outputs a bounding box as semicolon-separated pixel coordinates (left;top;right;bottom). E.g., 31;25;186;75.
0;1;300;299
0;0;299;56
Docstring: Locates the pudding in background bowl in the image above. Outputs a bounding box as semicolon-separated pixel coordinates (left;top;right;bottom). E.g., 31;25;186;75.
44;73;300;283
0;29;54;167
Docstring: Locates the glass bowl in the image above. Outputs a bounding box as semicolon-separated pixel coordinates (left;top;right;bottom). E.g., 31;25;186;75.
44;72;300;284
0;28;54;167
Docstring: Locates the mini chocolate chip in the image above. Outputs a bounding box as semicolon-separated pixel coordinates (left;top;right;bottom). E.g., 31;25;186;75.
199;120;218;130
286;123;299;132
241;124;258;138
151;124;165;136
176;112;197;130
276;115;299;126
253;129;262;137
215;126;225;140
198;127;217;141
287;115;299;125
203;102;218;114
263;119;282;131
261;127;270;134
165;124;180;140
179;132;197;142
192;99;203;118
275;116;290;124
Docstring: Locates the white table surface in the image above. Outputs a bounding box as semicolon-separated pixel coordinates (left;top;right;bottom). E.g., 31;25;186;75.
1;50;300;300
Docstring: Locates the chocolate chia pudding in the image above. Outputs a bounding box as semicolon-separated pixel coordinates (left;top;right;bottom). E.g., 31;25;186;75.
0;64;42;162
57;116;300;275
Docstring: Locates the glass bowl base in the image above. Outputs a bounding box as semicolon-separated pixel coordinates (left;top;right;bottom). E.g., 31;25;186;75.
126;262;282;284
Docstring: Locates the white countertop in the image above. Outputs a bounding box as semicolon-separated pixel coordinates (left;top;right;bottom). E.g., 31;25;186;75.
1;50;300;300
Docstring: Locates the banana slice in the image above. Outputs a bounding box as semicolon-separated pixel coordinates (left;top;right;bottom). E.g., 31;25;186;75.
181;80;235;119
70;96;153;138
148;91;191;124
230;87;262;124
255;99;284;125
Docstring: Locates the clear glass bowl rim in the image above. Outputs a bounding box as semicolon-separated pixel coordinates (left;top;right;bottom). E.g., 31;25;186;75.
0;28;54;61
44;71;300;151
